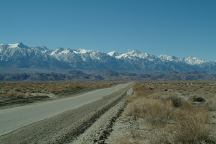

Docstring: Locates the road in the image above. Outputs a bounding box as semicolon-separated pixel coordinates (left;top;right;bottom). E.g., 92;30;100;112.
0;82;131;136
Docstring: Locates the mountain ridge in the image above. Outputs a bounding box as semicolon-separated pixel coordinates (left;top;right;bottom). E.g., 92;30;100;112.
1;42;216;74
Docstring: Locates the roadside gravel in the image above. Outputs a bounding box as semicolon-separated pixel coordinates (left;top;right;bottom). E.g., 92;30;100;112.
72;101;125;144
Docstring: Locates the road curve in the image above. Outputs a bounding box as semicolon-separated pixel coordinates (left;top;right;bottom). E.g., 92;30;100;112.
0;82;132;136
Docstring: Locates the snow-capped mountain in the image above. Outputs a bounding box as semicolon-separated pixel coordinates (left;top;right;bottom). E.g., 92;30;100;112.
0;42;215;74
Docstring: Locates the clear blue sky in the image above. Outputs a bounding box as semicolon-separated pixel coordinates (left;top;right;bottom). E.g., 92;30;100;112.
0;0;215;60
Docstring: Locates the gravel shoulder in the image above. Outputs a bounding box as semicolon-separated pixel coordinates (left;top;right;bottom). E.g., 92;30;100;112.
72;98;126;144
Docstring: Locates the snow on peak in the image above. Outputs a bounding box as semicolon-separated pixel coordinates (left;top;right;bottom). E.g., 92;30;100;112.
107;51;119;57
60;49;71;55
184;56;205;65
76;48;92;54
50;48;70;55
160;55;206;65
8;43;20;48
116;50;155;60
8;42;28;48
160;55;181;62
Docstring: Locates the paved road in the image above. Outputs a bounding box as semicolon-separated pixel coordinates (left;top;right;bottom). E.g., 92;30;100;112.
0;82;131;136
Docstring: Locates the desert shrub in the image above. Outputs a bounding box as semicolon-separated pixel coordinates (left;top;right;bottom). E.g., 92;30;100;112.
170;95;186;107
193;96;206;103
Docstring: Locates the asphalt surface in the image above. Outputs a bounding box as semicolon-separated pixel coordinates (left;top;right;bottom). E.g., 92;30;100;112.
0;82;131;136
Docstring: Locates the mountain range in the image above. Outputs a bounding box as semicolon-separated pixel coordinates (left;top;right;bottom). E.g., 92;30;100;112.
1;42;216;76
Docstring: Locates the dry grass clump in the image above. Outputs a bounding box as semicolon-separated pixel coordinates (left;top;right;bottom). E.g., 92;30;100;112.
125;97;173;125
126;82;155;104
150;106;210;144
133;83;155;97
148;93;187;108
207;97;216;111
113;136;132;144
174;106;210;144
169;95;186;107
149;128;174;144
